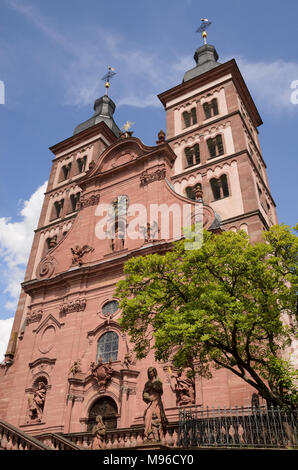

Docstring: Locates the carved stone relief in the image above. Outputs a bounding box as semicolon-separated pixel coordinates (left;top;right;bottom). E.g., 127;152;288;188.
59;298;87;316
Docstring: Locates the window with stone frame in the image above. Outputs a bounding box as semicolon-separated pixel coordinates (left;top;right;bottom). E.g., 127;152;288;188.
207;134;224;158
203;98;219;119
60;163;72;181
210;174;229;200
69;192;81;212
102;300;119;317
185;186;197;201
184;143;200;168
51;199;64;220
76;156;87;173
97;331;119;363
182;107;197;128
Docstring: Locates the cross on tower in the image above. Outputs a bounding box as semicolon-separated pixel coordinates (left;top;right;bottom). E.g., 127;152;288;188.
101;66;116;95
196;18;212;45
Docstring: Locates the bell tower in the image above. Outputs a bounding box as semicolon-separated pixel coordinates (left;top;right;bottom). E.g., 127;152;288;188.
158;38;277;242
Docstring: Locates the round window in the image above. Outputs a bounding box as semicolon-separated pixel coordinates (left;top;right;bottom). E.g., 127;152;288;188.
102;300;119;316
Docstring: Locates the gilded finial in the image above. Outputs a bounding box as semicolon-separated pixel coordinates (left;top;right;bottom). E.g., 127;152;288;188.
121;121;135;132
101;66;116;95
196;18;212;45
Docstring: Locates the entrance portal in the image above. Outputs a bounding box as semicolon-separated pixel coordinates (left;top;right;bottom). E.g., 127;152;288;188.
88;396;118;431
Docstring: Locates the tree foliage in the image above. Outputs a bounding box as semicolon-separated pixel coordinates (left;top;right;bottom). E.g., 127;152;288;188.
116;224;298;408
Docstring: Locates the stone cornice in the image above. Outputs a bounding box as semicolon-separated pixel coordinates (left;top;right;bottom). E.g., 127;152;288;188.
21;241;174;293
221;209;270;230
49;121;118;156
158;59;263;128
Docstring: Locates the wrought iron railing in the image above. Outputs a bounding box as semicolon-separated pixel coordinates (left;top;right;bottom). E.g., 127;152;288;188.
178;406;297;449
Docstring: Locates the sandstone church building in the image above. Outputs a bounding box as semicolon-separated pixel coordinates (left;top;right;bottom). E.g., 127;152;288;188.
0;38;278;449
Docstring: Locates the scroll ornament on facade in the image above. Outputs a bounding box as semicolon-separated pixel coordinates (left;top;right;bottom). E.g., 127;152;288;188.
36;255;57;279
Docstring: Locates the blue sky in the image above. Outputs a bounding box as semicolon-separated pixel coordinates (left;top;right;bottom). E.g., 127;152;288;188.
0;0;297;357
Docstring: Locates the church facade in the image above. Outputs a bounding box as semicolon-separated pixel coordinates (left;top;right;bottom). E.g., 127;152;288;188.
0;42;277;444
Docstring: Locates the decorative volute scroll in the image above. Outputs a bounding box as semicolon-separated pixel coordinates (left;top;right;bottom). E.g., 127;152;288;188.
36;256;57;280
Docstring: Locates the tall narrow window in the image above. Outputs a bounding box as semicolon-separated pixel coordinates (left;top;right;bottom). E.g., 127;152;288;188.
61;163;72;180
210;178;221;200
184;144;200;167
182;111;191;128
210;175;229;200
53;199;64;218
211;98;218;116
182;108;197;128
203;102;211;119
70;193;80;212
207;135;224;159
77;156;87;173
191;107;197;125
203;99;219;119
220;174;229;198
97;332;119;363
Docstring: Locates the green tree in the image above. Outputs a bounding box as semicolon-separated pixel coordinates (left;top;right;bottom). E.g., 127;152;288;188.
116;224;298;409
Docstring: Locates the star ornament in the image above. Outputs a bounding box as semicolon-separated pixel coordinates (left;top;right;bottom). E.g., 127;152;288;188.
122;121;135;132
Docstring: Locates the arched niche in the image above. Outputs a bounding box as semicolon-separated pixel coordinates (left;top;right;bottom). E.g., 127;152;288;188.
87;396;118;432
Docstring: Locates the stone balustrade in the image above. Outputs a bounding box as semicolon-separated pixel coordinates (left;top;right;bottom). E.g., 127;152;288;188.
36;432;85;450
64;423;180;449
0;419;51;450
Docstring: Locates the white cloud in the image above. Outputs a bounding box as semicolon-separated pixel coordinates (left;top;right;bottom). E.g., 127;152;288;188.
6;1;298;112
0;317;14;362
0;181;47;312
222;55;298;111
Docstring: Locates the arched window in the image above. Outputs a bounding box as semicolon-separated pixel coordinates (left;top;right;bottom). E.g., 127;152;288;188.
184;144;200;167
207;134;224;159
210;175;229;200
203;98;219;119
60;163;72;181
77;156;87;173
88;397;118;431
97;332;119;363
182;108;197;128
51;199;64;220
69;193;81;212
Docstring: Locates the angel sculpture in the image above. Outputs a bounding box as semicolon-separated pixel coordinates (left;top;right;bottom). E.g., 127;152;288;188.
71;245;94;266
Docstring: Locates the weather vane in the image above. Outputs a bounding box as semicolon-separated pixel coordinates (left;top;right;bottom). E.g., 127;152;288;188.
101;66;116;95
196;18;212;45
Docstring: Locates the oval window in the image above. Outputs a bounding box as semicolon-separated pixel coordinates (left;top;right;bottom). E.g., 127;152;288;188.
102;300;119;316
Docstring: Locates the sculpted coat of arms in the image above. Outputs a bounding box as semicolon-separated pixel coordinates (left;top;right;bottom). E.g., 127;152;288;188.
90;359;114;389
